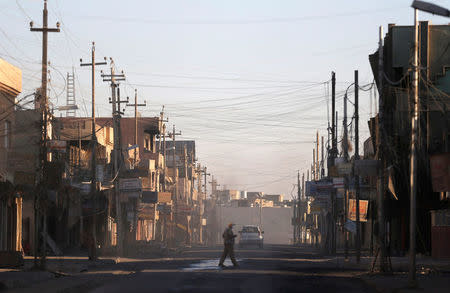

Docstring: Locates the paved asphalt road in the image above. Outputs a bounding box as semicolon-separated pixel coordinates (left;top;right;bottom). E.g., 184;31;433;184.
10;245;377;293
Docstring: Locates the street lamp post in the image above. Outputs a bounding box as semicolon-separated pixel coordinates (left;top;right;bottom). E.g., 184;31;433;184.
408;0;449;286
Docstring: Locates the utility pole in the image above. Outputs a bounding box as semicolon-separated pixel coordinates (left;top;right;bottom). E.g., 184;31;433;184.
80;42;107;260
102;59;125;256
197;164;203;244
30;0;60;269
126;89;146;168
203;166;210;198
158;107;168;191
169;125;182;200
331;72;337;158
168;125;181;245
297;171;301;245
312;149;316;181
321;136;324;178
343;89;349;260
302;173;305;243
202;167;210;244
355;70;361;263
162;123;167;191
376;25;388;272
78;122;83;247
409;9;419;286
316;132;319;180
329;72;337;255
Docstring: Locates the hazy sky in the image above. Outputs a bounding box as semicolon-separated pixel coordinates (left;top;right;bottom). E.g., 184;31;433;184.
1;0;448;198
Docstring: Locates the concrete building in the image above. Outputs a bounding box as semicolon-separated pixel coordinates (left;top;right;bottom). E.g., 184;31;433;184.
368;22;450;256
0;58;22;265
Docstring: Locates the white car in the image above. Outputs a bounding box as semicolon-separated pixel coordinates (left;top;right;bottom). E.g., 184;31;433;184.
238;225;264;248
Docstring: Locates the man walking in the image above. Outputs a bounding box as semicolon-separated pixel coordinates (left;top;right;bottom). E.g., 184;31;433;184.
218;223;239;268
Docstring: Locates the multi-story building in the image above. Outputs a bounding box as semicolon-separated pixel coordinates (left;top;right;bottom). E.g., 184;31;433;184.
0;58;22;265
368;22;450;257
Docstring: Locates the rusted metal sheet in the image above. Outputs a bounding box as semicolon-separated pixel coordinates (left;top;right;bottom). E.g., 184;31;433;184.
348;199;369;222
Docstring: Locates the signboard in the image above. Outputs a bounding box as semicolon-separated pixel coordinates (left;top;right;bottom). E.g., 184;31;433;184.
142;191;158;203
348;199;369;222
344;219;356;233
158;192;172;203
137;203;155;220
142;191;172;204
354;160;379;176
119;178;142;192
328;166;338;177
306;181;333;197
309;205;323;214
47;140;67;152
175;203;192;214
14;171;35;185
157;203;172;213
337;163;352;175
430;153;450;192
333;177;344;188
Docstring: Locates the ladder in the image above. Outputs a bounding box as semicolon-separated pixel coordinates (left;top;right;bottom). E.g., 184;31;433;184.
66;70;76;117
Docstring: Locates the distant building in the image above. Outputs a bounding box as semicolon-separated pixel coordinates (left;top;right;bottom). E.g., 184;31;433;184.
247;191;264;202
264;194;284;205
217;189;240;203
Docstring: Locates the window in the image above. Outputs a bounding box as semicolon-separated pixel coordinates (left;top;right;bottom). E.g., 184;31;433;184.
145;137;150;151
150;134;154;152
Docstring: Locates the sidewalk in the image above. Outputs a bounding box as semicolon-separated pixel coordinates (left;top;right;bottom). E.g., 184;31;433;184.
359;272;450;293
292;245;450;292
0;256;118;290
327;251;450;292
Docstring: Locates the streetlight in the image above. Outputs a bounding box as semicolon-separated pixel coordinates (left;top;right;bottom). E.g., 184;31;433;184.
408;1;448;287
412;0;450;17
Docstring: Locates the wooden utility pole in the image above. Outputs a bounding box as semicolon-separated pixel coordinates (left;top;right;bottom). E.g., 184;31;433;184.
102;59;125;256
30;0;60;269
126;89;146;168
355;70;361;263
80;42;107;260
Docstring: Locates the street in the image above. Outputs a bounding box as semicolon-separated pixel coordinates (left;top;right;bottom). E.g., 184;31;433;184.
5;245;378;293
1;2;450;292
